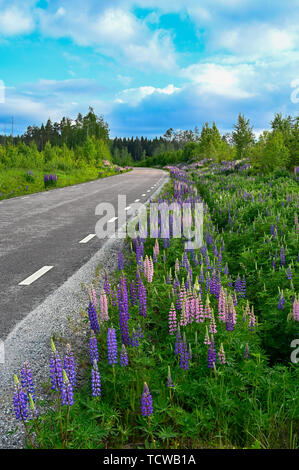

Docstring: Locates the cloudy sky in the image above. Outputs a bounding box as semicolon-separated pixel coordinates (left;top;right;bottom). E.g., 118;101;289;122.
0;0;298;137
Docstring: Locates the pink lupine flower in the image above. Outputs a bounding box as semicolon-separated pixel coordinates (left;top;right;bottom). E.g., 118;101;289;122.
89;283;97;307
144;255;154;283
293;296;299;322
154;239;159;256
195;296;204;323
189;294;196;323
180;300;188;327
209;311;217;334
248;306;256;330
218;343;226;364
218;287;226;322
100;291;109;322
168;303;177;335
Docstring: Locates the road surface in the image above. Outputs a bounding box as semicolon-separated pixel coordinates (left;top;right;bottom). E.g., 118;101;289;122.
0;167;167;339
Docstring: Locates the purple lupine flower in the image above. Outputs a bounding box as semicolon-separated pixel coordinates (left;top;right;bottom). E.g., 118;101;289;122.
286;268;292;280
141;382;153;416
130;280;137;306
118;279;130;346
240;276;246;298
88;302;100;332
207;340;216;369
89;330;99;364
244;343;250;359
174;328;182;355
131;328;140;347
112;289;118;306
178;334;190;370
138;281;147;317
13;375;28;421
61;370;74;406
107;327;118;366
20;362;35;402
91;360;101;397
50;340;63;391
120;344;128;367
118;250;124;270
136;324;144;339
278;291;285;310
63;344;76;388
104;273;110;295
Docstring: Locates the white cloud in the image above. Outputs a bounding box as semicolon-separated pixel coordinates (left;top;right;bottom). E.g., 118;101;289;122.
181;63;256;99
37;5;177;71
115;84;180;105
220;24;298;56
0;6;34;36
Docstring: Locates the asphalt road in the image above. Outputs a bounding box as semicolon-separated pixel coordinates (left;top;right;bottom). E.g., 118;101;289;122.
0;167;167;340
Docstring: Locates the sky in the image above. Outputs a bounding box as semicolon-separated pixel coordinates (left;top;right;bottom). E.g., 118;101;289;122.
0;0;298;138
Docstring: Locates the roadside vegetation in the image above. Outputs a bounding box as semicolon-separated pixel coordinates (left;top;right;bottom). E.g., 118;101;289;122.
12;160;298;449
0;108;130;201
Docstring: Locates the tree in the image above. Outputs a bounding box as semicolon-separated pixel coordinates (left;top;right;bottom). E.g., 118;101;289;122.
249;130;289;173
232;113;255;159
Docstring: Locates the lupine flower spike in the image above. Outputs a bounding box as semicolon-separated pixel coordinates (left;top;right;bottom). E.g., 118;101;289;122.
50;339;63;391
63;344;76;388
91;360;101;397
13;374;28;421
120;344;128;367
107;327;118;366
141;382;153;416
61;369;74;406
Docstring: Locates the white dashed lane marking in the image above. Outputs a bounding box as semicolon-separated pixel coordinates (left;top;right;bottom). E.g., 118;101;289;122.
19;266;54;286
79;233;96;244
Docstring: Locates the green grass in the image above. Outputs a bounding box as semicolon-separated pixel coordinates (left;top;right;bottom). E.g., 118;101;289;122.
0;166;129;201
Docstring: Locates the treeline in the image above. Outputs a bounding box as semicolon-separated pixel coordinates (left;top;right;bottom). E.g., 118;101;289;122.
110;128;200;166
0;108;112;171
0;107;110;150
0;109;298;173
138;113;299;173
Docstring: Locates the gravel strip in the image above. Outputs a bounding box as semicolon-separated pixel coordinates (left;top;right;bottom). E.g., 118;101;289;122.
0;173;169;449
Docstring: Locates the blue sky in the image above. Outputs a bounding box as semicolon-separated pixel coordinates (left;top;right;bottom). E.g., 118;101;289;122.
0;0;298;137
